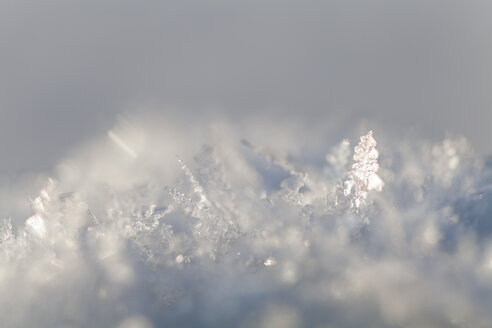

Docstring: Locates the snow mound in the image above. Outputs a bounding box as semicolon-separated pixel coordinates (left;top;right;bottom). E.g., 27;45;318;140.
0;120;491;328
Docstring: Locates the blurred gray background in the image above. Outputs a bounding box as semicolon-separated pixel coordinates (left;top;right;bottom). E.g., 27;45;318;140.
1;0;491;174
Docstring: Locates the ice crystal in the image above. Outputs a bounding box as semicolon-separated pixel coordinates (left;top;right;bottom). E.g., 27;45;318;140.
344;131;384;210
167;158;240;260
26;214;47;238
278;174;306;206
0;218;13;245
264;256;277;266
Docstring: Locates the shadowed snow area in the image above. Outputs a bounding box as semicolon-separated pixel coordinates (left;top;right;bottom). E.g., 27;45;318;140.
1;115;491;328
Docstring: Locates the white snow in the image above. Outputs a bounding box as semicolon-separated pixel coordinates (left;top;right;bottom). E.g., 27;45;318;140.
0;118;491;327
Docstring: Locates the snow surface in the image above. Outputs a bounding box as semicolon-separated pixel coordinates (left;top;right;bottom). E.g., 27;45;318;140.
1;117;492;328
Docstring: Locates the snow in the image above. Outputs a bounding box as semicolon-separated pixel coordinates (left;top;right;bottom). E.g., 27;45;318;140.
0;119;491;327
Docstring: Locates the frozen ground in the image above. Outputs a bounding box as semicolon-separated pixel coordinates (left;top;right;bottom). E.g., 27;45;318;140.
1;116;491;328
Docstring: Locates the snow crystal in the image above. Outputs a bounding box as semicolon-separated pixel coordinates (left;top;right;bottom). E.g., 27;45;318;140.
175;254;184;263
344;131;384;210
264;256;277;266
26;214;47;238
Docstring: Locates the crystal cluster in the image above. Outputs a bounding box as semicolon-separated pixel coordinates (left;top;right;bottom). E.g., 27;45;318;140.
344;131;384;210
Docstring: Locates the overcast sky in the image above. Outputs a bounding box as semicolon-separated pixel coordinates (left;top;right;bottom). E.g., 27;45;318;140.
1;0;491;174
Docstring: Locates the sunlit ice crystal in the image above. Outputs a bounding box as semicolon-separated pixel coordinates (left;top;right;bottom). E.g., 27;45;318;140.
30;178;57;215
264;256;277;267
26;214;47;238
32;196;46;213
344;131;384;210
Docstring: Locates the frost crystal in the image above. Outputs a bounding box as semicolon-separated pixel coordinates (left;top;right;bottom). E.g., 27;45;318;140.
344;131;384;210
0;218;13;245
26;214;47;238
264;256;277;266
167;158;239;259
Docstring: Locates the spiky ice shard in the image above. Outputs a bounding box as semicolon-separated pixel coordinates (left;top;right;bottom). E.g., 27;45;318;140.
344;131;384;210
